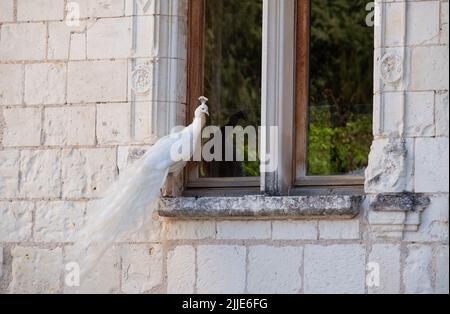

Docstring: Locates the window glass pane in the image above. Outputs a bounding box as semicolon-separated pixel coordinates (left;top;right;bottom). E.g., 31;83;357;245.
308;0;373;176
200;0;262;178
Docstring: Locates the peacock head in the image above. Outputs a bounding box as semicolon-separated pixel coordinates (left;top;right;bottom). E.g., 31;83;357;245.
195;96;210;118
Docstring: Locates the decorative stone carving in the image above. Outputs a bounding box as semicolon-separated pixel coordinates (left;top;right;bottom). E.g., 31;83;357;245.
365;138;414;193
367;193;431;240
128;1;187;139
380;53;403;85
131;63;153;96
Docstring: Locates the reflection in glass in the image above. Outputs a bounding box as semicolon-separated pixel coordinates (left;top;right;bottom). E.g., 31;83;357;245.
200;0;262;178
308;0;374;176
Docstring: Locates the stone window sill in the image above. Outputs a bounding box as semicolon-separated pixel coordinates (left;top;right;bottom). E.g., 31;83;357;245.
158;195;363;220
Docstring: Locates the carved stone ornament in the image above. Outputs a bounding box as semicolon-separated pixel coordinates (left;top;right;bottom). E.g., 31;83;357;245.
368;193;431;240
131;63;153;96
380;53;403;85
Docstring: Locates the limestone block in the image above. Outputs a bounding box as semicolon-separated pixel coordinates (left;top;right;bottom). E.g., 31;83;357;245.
404;244;433;294
376;92;403;137
67;60;128;103
248;246;303;294
34;201;86;243
167;246;195;294
2;107;41;147
407;1;440;45
17;0;65;22
411;46;449;91
96;103;131;145
318;220;360;240
77;0;125;18
405;92;435;137
25;63;67;105
132;15;156;58
0;0;14;22
272;221;318;240
0;23;47;61
0;201;33;242
121;244;163;294
0;246;3;279
0;150;20;198
216;221;271;240
44;106;96;146
19;149;62;198
441;1;449;45
48;21;86;60
368;211;406;226
64;245;120;294
10;246;63;294
0;64;23;106
197;246;246;294
384;2;404;47
87;17;132;59
415;137;449;193
368;244;401;294
404;196;449;242
304;245;366;294
435;245;449;294
164;221;215;240
435;91;449;137
61;148;117;198
69;32;87;60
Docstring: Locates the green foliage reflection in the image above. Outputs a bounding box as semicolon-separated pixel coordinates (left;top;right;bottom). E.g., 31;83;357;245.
308;0;374;176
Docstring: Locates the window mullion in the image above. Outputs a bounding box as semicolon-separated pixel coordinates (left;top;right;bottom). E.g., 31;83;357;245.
261;0;296;196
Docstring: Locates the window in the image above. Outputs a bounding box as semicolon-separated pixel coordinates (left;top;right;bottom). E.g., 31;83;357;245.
186;0;373;195
295;0;373;188
186;0;262;190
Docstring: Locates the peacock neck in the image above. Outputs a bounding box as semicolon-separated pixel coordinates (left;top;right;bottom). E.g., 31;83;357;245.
191;116;204;160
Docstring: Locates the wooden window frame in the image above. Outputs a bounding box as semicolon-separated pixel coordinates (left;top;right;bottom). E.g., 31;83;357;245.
185;0;260;191
185;0;366;195
294;0;365;188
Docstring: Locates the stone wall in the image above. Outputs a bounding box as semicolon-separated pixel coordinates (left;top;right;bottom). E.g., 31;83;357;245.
0;0;448;294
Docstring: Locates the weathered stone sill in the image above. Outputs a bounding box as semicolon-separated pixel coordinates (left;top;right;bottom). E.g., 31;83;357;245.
369;193;431;212
158;195;363;219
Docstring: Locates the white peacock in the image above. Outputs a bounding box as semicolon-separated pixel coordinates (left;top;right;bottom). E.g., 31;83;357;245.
71;97;209;281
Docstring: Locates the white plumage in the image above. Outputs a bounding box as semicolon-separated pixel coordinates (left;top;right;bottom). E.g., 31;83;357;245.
71;98;209;281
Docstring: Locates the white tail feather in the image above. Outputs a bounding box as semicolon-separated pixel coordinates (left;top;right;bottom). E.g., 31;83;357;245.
71;148;169;282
